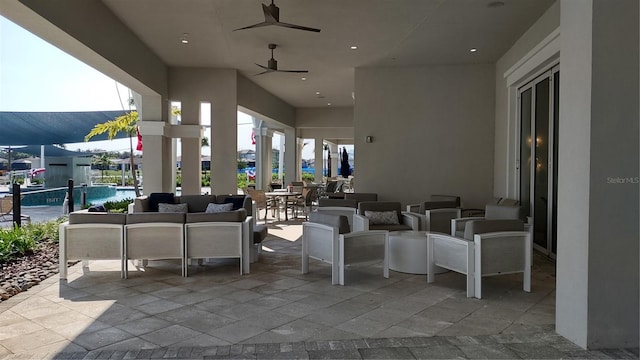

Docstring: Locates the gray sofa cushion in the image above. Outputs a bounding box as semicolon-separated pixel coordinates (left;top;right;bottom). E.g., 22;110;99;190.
158;203;188;213
318;198;358;208
126;212;185;224
69;212;126;225
309;212;350;234
185;209;247;223
430;195;461;207
463;219;524;241
179;195;217;213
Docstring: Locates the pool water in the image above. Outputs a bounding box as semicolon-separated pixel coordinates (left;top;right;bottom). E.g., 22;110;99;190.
88;189;138;204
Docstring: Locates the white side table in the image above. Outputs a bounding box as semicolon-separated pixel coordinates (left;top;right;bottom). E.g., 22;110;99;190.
389;230;448;275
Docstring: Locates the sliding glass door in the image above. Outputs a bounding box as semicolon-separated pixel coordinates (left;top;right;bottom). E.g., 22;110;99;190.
518;66;559;257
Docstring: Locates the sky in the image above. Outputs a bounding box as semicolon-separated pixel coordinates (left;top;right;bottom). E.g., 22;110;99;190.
0;15;319;158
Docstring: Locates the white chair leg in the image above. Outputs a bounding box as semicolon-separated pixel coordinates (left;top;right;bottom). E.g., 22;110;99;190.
383;236;389;279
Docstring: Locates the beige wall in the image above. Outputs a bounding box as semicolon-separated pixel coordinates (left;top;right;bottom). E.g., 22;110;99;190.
237;75;295;127
354;64;495;208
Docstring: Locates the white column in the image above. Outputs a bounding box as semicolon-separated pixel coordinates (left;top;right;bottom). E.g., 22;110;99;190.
297;138;305;181
284;127;296;182
254;127;273;190
180;99;201;195
210;101;238;195
329;143;339;179
556;0;639;349
136;93;171;194
278;133;285;182
314;138;324;182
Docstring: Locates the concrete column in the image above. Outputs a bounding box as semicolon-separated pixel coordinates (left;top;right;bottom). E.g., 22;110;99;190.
210;101;238;195
329;143;339;179
284;127;296;182
297;138;305;181
254;128;273;190
136;93;171;194
314;137;324;182
556;0;638;349
180;99;201;195
278;133;285;182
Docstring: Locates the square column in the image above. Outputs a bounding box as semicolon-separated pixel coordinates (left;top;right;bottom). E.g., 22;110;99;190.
284;127;297;181
314;138;324;181
254;127;273;190
556;0;638;349
180;99;202;195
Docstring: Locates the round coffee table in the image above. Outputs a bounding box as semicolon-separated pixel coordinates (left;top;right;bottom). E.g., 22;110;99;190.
388;231;447;275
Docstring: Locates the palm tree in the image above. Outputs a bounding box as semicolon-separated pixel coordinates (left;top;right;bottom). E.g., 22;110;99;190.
85;111;141;196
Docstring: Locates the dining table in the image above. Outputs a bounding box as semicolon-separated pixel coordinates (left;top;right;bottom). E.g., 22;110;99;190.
264;191;302;221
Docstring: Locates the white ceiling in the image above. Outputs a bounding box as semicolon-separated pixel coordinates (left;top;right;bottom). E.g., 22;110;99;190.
101;0;554;108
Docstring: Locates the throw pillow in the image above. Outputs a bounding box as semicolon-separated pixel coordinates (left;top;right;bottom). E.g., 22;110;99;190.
206;202;234;213
148;192;175;212
365;210;399;225
158;202;188;213
223;196;246;211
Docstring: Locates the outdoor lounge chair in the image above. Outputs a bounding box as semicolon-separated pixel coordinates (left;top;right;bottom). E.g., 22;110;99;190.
0;196;31;224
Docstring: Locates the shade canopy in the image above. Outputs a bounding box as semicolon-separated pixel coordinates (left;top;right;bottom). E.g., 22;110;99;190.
0;145;92;157
0;111;130;145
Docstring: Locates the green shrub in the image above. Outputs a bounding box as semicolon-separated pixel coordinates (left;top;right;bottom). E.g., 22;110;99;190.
0;218;67;263
103;198;135;213
0;226;36;263
302;173;315;182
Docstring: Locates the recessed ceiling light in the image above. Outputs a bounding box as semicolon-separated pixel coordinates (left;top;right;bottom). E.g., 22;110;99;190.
350;46;358;50
315;91;320;95
180;33;189;44
301;77;307;81
470;48;478;52
327;103;332;106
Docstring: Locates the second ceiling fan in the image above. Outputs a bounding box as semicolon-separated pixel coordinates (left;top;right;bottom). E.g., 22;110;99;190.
254;44;308;76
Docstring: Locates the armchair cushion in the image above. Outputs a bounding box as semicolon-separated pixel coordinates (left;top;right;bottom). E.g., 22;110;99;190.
485;204;522;220
463;219;524;241
148;193;175;212
344;193;378;202
206;203;234;213
365;210;399;225
358;201;402;223
309;212;350;234
158;203;188;213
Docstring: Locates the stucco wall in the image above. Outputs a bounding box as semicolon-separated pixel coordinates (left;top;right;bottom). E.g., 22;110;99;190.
354;64;495;208
237;75;295;127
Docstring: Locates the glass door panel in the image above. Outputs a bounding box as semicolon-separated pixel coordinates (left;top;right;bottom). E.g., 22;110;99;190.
519;88;532;220
533;78;550;249
551;71;559;255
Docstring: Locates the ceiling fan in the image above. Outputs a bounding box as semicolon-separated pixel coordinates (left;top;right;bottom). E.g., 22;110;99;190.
255;44;308;76
234;0;321;33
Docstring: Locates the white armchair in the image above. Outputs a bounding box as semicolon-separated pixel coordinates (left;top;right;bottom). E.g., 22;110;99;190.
302;212;389;285
451;203;522;237
183;210;251;276
59;212;126;280
427;219;530;299
124;213;186;278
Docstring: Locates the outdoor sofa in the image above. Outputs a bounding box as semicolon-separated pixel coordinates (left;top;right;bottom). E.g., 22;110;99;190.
59;193;263;279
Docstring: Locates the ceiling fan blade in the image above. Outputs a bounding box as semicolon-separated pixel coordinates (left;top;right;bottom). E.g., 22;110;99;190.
255;63;270;70
276;22;321;33
253;70;272;76
277;69;309;73
233;22;270;31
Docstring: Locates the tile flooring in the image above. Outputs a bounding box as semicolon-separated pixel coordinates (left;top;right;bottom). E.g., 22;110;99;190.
0;219;637;359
